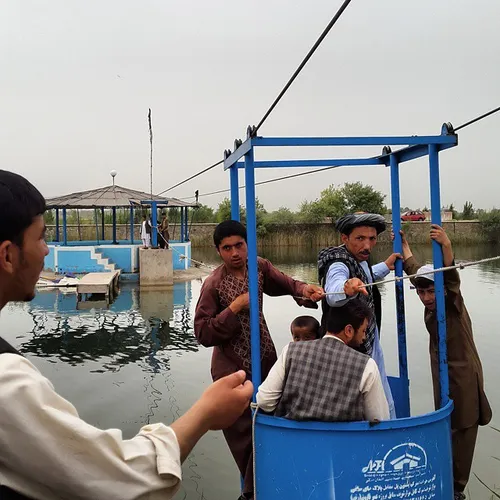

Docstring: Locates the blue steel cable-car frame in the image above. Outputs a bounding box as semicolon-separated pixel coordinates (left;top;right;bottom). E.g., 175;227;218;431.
224;124;456;412
224;125;458;498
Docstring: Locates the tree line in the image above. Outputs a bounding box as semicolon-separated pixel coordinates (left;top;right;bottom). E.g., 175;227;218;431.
43;181;500;240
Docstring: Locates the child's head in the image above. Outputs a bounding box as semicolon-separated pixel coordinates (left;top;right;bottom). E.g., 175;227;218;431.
413;265;436;311
290;316;320;342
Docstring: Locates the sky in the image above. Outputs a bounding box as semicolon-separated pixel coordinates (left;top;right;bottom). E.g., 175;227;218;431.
2;0;499;212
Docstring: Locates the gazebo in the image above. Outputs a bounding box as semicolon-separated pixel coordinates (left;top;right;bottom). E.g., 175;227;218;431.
44;184;198;275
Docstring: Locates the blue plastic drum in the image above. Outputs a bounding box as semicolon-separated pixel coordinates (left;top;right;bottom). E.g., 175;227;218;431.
254;402;453;499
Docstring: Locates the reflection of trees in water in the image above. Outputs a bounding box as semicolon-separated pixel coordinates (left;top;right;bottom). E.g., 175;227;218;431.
19;295;199;371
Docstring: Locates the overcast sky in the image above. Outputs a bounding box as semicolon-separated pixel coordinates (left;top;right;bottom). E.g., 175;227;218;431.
2;0;499;212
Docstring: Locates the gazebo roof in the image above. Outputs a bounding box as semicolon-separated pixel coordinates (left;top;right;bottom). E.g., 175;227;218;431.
45;185;198;209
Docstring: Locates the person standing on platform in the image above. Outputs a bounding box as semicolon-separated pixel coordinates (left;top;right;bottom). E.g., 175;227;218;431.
399;225;492;500
159;213;170;249
194;220;324;500
141;214;152;249
318;213;401;419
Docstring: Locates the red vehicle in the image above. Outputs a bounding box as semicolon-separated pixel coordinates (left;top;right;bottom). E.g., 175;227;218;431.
401;210;426;222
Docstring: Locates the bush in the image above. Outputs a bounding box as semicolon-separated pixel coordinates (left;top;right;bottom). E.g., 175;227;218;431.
479;209;500;242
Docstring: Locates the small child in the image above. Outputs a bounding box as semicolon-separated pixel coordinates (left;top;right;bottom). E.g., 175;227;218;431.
290;316;320;342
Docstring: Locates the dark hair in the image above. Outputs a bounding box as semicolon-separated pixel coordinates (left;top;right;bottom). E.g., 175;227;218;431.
213;220;247;248
326;299;372;334
0;170;46;246
413;277;434;289
291;316;320;338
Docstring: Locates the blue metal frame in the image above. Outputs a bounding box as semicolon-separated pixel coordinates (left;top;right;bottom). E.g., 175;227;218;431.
226;125;457;410
129;206;134;244
112;207;117;245
62;208;67;246
55;209;60;243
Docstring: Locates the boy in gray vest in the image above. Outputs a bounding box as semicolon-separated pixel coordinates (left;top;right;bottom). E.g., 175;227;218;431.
256;300;389;422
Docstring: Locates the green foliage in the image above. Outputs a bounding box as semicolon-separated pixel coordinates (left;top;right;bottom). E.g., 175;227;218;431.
461;201;475;220
264;207;298;224
448;203;457;220
216;198;245;222
479;209;500;242
43;210;55;225
192;204;215;222
297;182;386;223
342;182;386;214
215;198;267;236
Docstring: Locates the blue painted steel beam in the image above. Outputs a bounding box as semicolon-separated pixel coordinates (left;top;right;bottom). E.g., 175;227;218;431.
235;157;384;168
223;138;252;170
389;154;410;417
380;141;457;165
244;147;261;401
251;135;457;148
101;208;105;240
428;144;449;408
55;209;60;242
112;207;117;244
130;206;134;244
230;165;240;221
62;208;67;246
151;202;158;247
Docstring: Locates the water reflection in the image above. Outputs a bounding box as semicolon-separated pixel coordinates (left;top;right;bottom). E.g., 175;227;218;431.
18;282;198;371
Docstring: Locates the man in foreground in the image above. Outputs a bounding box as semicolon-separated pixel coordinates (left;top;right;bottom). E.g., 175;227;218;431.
0;170;253;500
318;212;401;418
400;224;492;500
257;300;389;422
194;220;324;499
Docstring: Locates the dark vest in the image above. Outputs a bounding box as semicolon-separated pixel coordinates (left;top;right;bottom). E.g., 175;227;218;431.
317;245;382;355
0;337;34;500
274;338;369;422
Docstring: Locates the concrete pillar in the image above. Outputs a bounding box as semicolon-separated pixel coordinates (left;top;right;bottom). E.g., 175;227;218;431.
139;248;173;286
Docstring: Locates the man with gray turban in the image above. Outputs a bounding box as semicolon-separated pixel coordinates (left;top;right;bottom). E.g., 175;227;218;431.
318;213;401;419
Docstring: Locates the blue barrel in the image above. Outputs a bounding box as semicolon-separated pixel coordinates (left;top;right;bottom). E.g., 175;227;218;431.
254;401;453;499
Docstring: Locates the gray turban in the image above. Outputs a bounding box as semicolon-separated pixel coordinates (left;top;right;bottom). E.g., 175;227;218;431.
335;213;386;235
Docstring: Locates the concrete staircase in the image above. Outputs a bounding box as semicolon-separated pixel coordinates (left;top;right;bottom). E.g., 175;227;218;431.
91;248;119;273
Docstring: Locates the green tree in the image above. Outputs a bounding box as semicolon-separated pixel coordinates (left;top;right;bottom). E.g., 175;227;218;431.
297;182;386;223
341;182;386;214
43;210;55;225
215;198;269;236
297;200;328;223
265;207;298;224
192;204;215;222
479;209;500;242
448;203;457;220
215;198;245;222
461;201;475;220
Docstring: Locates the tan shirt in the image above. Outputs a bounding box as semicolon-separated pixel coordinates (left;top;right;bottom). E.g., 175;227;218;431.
0;354;182;500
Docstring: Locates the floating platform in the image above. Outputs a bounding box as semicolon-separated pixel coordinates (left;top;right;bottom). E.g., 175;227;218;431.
76;271;120;305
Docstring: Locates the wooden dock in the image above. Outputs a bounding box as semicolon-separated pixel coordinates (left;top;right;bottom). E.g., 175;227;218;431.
77;271;120;306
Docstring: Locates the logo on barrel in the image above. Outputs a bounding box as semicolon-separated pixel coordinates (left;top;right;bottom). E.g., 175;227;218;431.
362;442;428;477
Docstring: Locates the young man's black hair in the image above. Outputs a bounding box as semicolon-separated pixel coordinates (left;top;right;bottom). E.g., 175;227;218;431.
213;220;247;249
0;170;46;246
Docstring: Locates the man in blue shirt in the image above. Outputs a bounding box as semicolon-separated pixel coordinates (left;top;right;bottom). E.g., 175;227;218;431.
318;213;401;418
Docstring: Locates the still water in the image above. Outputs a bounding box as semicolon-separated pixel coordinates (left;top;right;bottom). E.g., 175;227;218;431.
1;245;499;499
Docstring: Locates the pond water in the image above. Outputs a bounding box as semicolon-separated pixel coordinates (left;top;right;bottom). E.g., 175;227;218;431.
0;244;499;499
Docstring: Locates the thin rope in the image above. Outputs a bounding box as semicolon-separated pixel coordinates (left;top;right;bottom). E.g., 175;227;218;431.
155;228;217;271
156;160;224;196
454;105;500;132
178;162;346;201
291;255;500;299
254;0;354;134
